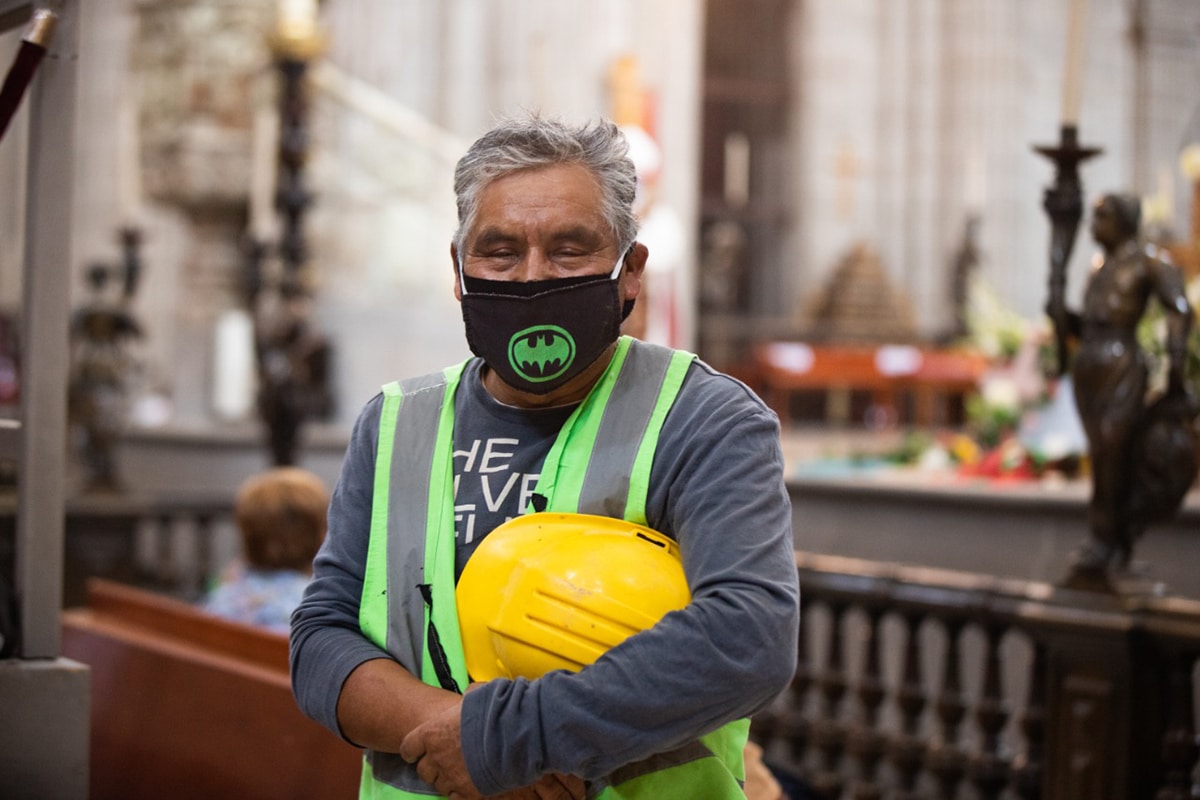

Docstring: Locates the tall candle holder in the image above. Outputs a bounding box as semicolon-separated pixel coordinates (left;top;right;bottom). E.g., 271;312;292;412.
1033;124;1103;376
118;226;143;301
247;15;332;467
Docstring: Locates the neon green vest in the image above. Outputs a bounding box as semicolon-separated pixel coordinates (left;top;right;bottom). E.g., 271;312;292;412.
358;337;750;799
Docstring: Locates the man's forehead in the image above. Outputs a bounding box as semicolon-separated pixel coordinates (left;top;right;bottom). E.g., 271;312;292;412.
466;164;613;243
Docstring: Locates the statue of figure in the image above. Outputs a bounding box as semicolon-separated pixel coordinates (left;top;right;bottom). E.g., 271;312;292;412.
944;215;981;343
68;263;143;492
1060;193;1198;588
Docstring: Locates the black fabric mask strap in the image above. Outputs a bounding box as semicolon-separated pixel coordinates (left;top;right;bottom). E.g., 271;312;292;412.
417;583;462;693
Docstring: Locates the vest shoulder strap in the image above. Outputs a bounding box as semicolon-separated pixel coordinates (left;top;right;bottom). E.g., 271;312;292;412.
539;337;695;524
361;363;468;686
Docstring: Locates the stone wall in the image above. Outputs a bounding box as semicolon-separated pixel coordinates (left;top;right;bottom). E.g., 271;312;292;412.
789;0;1200;337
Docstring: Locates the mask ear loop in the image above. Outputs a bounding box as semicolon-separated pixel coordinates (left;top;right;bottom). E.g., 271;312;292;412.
457;253;470;297
610;243;635;280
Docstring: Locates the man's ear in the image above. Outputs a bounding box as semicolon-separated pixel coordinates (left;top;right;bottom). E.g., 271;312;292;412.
450;243;462;301
620;242;649;302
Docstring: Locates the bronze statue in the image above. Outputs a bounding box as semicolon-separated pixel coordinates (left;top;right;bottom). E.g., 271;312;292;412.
1058;193;1198;588
68;263;143;492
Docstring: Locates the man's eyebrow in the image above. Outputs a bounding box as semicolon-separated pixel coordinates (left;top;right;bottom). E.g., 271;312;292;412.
470;228;518;249
548;226;606;247
470;225;608;250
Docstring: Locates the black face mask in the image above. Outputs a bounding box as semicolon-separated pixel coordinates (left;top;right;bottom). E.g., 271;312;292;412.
459;256;632;395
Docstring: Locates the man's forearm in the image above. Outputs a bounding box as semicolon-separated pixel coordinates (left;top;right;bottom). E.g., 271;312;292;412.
337;657;463;752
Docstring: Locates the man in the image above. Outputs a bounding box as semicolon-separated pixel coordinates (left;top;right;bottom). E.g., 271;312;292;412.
1065;192;1195;582
290;116;800;799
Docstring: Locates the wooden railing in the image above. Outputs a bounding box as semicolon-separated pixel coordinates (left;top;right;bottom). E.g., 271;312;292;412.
0;490;235;608
753;552;1200;800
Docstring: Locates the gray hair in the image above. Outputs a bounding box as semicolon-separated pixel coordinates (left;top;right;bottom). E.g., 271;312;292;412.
452;116;639;257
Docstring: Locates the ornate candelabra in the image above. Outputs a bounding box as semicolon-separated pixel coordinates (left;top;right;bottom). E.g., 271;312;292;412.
1033;124;1103;377
246;7;332;467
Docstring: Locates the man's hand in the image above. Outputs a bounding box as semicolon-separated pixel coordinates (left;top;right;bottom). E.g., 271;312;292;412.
398;681;585;799
399;702;585;799
400;700;481;799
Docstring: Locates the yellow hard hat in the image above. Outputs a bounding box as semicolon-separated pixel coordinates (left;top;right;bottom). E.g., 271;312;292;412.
456;512;690;681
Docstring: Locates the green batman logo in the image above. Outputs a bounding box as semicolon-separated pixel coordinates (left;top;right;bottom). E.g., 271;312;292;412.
508;325;576;383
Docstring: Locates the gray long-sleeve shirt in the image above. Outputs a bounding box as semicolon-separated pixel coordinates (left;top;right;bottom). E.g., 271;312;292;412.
290;356;800;795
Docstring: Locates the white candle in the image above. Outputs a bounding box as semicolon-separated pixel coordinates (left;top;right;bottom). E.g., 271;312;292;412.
212;308;257;421
277;0;318;40
1179;144;1200;182
1061;0;1090;125
724;132;750;209
249;106;280;241
117;98;142;227
965;149;986;212
1157;163;1174;221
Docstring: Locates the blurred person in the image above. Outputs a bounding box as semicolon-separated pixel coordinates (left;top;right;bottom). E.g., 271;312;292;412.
203;467;330;633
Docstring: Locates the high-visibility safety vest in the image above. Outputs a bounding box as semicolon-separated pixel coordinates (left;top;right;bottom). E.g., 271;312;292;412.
357;336;750;799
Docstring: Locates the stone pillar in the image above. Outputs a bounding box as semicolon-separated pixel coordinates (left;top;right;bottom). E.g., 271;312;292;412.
0;659;90;800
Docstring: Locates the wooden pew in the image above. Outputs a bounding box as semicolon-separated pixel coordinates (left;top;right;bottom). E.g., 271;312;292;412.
61;578;362;800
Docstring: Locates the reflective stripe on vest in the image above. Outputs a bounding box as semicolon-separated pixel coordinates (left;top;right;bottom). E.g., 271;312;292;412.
360;363;467;796
358;337;747;799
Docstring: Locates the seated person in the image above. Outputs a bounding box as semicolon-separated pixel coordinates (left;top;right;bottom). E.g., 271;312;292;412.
202;467;329;633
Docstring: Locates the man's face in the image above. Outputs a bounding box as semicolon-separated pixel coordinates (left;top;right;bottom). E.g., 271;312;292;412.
452;163;644;302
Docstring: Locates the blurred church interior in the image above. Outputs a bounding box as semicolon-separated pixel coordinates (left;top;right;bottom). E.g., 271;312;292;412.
2;1;1199;798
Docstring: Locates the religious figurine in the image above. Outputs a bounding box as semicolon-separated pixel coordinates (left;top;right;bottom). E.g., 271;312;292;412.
1056;193;1198;589
68;263;143;492
942;215;981;343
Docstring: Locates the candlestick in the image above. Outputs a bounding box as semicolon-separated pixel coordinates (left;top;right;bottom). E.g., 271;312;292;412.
1061;0;1090;125
118;226;143;300
1033;124;1103;376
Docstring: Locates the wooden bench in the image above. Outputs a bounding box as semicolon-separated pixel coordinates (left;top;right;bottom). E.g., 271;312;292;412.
61;578;362;800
